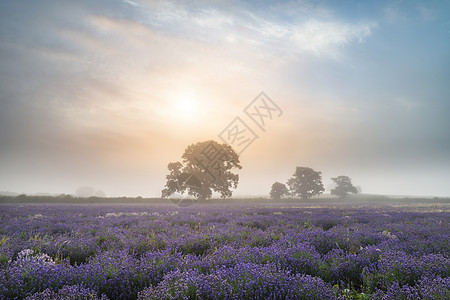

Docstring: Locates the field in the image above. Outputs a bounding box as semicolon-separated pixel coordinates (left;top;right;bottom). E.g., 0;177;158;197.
0;201;449;299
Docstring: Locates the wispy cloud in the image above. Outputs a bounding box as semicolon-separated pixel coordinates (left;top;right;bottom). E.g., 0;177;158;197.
384;4;408;23
124;1;377;60
289;19;376;57
417;4;436;21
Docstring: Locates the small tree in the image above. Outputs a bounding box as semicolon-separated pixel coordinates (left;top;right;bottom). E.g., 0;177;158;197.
331;176;357;197
287;167;324;200
161;140;242;200
270;182;289;200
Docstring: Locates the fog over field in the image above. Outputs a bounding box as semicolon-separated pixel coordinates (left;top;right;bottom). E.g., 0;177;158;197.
1;0;449;198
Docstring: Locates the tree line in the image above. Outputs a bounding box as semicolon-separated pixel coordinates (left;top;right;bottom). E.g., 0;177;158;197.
162;140;358;201
270;167;357;200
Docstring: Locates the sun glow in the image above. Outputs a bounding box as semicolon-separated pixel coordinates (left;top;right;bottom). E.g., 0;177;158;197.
169;92;202;122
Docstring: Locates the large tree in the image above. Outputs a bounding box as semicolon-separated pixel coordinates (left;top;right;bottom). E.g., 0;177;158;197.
161;140;242;200
287;167;324;200
331;175;357;197
270;182;289;200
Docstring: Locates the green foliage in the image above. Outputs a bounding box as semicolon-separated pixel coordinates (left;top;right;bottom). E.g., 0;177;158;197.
269;181;289;200
0;253;9;265
178;237;211;256
331;175;358;197
303;219;313;229
356;292;370;300
287;167;325;200
161;140;242;200
0;235;9;246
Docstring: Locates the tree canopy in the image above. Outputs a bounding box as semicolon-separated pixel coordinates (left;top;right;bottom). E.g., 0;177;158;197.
287;167;324;200
270;182;289;200
331;175;357;197
161;140;242;201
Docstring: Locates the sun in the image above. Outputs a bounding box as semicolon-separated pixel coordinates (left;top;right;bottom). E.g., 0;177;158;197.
171;94;200;120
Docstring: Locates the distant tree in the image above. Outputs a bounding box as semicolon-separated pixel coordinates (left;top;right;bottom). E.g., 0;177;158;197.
161;140;242;200
331;176;357;197
287;167;324;200
270;182;289;200
75;186;95;198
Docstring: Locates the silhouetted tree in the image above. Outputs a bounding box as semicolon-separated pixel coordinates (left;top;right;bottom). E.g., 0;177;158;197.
331;175;357;197
287;167;324;200
161;140;242;200
270;182;289;200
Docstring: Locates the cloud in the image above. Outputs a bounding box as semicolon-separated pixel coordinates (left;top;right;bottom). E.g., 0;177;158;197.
384;4;408;23
289;19;376;57
123;1;377;61
417;4;436;21
395;97;419;111
383;1;445;24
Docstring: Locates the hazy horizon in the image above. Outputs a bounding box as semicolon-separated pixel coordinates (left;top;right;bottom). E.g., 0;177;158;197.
1;1;449;198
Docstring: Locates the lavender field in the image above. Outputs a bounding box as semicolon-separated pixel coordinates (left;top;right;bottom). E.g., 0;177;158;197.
0;203;449;299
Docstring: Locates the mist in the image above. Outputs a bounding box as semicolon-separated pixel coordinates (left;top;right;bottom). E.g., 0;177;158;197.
1;0;449;198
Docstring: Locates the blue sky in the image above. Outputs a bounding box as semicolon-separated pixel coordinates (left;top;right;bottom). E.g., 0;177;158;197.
0;0;449;197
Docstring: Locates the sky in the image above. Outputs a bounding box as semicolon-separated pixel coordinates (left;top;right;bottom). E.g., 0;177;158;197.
0;0;449;197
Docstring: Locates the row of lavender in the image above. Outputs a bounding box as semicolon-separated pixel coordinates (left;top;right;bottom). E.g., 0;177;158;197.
0;204;448;299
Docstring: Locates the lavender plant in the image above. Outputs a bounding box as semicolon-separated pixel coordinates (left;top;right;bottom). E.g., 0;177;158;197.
0;204;448;299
